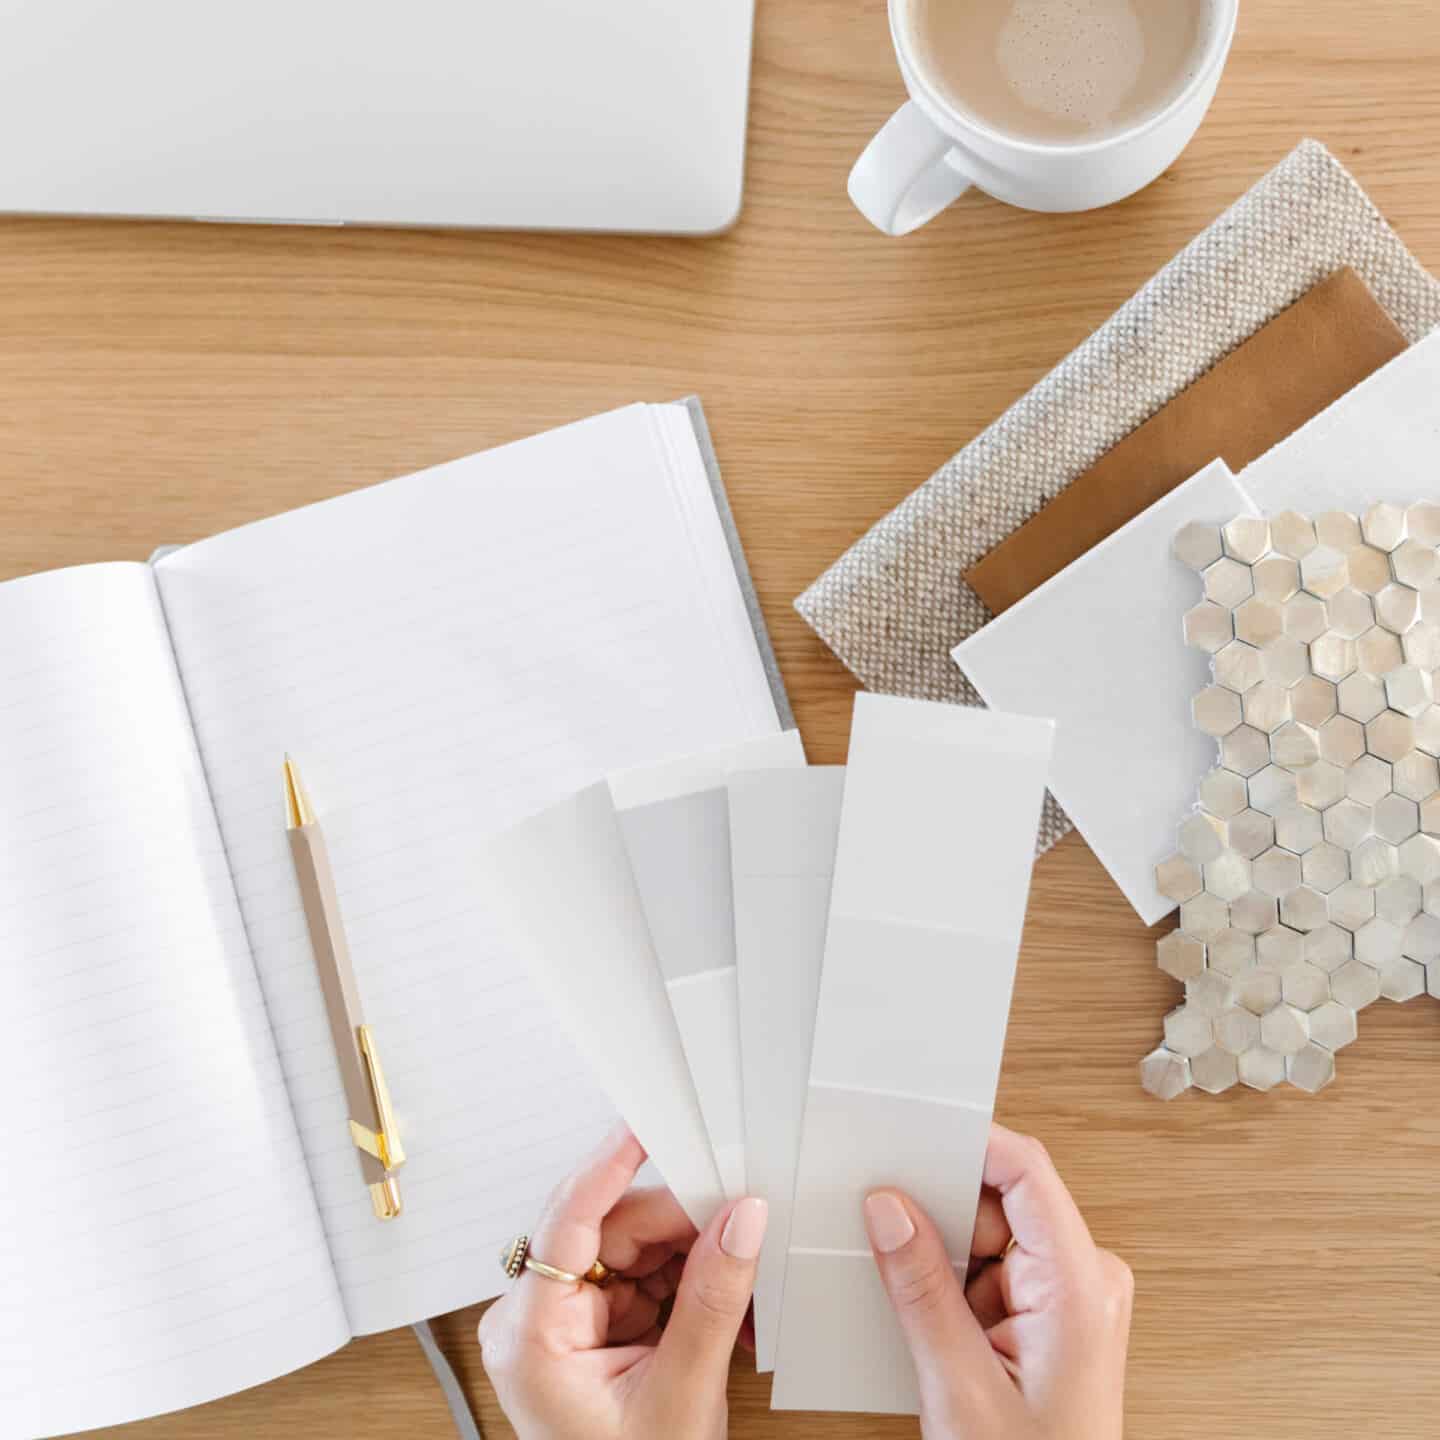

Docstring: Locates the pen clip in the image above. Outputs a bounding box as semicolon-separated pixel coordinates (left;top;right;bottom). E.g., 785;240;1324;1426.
349;1024;406;1170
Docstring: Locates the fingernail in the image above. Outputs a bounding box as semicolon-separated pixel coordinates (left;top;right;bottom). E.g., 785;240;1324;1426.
864;1193;915;1254
720;1198;768;1260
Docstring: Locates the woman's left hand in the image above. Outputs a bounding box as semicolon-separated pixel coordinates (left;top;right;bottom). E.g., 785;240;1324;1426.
479;1125;767;1440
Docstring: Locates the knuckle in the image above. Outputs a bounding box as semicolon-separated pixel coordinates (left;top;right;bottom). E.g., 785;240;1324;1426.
888;1253;954;1316
1096;1251;1135;1324
1017;1133;1054;1176
688;1268;748;1331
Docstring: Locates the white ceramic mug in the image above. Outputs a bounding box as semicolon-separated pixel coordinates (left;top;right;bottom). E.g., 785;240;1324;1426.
850;0;1239;235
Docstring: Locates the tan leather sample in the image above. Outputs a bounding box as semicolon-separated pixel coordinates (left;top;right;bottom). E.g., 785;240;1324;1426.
964;267;1409;616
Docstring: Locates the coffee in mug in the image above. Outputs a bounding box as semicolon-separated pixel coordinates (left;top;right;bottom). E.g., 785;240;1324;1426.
903;0;1222;146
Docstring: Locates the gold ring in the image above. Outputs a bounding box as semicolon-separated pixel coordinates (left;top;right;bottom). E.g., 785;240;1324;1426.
501;1235;615;1288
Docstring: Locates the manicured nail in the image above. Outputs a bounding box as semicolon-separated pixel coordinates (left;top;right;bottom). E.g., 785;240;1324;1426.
721;1197;769;1260
864;1193;915;1254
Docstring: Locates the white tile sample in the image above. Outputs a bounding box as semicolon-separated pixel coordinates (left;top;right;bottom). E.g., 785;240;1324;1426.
1243;330;1440;513
482;782;725;1227
616;730;806;1200
728;765;845;1373
952;460;1260;925
770;694;1053;1415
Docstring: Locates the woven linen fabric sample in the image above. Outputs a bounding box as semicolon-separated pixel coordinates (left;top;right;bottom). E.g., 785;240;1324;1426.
795;140;1440;855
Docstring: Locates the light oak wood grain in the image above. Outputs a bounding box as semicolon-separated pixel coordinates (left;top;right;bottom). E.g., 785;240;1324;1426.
8;1;1440;1436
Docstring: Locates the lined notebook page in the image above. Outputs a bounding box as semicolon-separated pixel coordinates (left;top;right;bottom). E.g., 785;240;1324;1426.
154;403;782;1334
0;564;346;1437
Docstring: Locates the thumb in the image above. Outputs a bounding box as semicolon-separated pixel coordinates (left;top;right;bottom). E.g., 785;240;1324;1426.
655;1197;767;1389
865;1190;1016;1425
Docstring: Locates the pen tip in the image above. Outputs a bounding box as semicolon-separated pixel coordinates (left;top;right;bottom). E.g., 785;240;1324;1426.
284;755;316;829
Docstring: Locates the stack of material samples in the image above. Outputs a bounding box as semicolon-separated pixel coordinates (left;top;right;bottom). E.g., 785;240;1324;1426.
484;693;1054;1414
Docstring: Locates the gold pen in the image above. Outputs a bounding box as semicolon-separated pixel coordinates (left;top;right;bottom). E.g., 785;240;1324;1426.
284;755;405;1220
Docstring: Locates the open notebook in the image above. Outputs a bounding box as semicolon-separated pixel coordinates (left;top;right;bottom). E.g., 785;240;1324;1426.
0;401;788;1437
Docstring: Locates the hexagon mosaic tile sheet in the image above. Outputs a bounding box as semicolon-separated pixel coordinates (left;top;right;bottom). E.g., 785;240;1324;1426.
1143;503;1440;1098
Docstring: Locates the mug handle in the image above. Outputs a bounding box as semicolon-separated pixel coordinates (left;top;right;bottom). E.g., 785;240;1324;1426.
848;101;973;236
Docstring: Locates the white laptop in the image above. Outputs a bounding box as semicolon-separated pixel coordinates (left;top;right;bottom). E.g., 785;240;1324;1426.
0;0;755;233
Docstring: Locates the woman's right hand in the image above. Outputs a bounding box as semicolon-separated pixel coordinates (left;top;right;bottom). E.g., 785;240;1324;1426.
864;1124;1133;1440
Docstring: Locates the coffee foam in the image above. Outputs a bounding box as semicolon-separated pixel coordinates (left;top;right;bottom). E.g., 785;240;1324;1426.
997;0;1143;128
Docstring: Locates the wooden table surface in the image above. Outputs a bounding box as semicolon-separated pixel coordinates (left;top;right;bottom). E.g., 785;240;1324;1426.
7;1;1440;1436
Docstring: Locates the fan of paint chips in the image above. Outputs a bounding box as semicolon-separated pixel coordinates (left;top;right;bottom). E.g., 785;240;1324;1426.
1142;503;1440;1098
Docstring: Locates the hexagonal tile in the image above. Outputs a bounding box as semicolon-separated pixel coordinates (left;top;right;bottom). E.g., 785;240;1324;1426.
1193;684;1243;737
1421;792;1440;837
1256;925;1304;971
1405;503;1440;547
1414;706;1440;757
1228;890;1278;936
1259;1003;1309;1055
1367;710;1416;764
1189;1046;1240;1094
1282;591;1327;641
1402;622;1440;670
1401;912;1440;962
1345;754;1392;805
1235;597;1285;649
1355;916;1404;967
1425;881;1440;918
1214;639;1266;693
1248;765;1298;817
1174;521;1225;571
1184;599;1234;654
1208;928;1257;977
1310;632;1358;682
1317;714;1366;767
1185;969;1236;1017
1374;792;1420;845
1235;965;1283;1015
1361;501;1407;552
1178;811;1227;863
1180;892;1230;942
1303;923;1352;973
1223;516;1271;565
1238;1046;1287;1091
1375;582;1421;635
1295;760;1347;811
1199;767;1249;819
1287;1043;1336;1093
1289;675;1338;728
1316;510;1363;551
1265;511;1313;559
1322;798;1373;850
1421;587;1440;628
1375;874;1422;926
1281;961;1331;1010
1330;958;1382;1010
1355;627;1404;676
1347;544;1393;595
1336;672;1387;723
1228;808;1277;859
1300;545;1348;599
1352;836;1399;889
1270;721;1320;771
1222;724;1272;777
1163;1004;1214;1057
1392;749;1439;801
1301;841;1349;893
1251;846;1302;897
1308;1000;1358;1050
1393;538;1440;589
1204;851;1252;902
1140;1046;1191;1100
1261;637;1311;688
1386;664;1433;716
1213;1005;1262;1055
1429;960;1440;1001
1270;803;1320;854
1204;556;1255;608
1242;681;1292;733
1280;886;1329;932
1328;879;1377;932
1379;954;1426;1002
1326;587;1374;639
1251;554;1298;605
1398;833;1440;884
1157;929;1206;981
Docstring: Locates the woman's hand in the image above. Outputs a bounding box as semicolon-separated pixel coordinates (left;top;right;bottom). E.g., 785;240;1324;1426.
865;1124;1133;1440
479;1125;766;1440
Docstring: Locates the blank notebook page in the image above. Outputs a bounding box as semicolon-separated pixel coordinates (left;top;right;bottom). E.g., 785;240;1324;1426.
153;403;782;1334
0;564;346;1437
